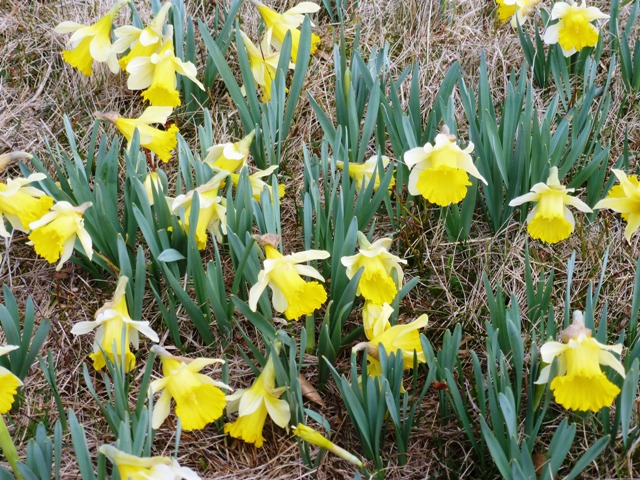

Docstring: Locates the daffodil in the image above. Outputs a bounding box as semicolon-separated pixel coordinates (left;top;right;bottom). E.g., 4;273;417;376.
594;169;640;241
404;127;487;206
509;167;592;244
0;173;54;237
251;0;321;61
143;171;164;206
55;0;128;76
362;301;392;340
341;232;407;305
240;29;292;102
96;107;179;163
149;346;229;431
0;346;22;414
495;0;541;27
293;424;363;467
249;236;330;320
113;2;172;70
126;28;204;107
336;155;395;193
171;172;228;249
203;130;256;173
543;1;609;57
353;314;428;376
536;311;625;412
71;276;159;372
225;352;290;447
100;445;201;480
229;166;285;204
28;201;93;270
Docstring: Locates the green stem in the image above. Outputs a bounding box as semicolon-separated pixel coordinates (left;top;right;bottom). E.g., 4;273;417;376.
0;415;24;480
305;315;315;353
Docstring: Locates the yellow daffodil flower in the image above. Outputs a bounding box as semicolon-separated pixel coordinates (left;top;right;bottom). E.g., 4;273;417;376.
240;29;292;102
341;232;407;305
0;173;54;237
149;346;229;431
362;301;392;340
509;167;592;244
404;127;487;206
250;0;320;61
143;171;164;206
28;201;93;270
171;172;228;249
225;352;290;447
100;445;201;480
229;165;285;204
71;276;159;372
543;1;609;57
126;27;204;107
293;424;363;467
496;0;541;27
594;169;640;241
336;155;395;193
249;237;330;320
113;2;172;70
203;130;256;173
96;107;179;163
55;0;128;76
536;311;625;412
0;346;22;414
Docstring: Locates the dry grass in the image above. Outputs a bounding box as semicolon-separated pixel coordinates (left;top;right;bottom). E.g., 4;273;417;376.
1;0;640;478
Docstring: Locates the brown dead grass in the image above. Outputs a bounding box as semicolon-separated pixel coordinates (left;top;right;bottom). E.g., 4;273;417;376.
1;0;640;478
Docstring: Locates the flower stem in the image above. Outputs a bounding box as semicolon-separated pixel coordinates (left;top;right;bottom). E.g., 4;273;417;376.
0;415;24;480
305;315;315;353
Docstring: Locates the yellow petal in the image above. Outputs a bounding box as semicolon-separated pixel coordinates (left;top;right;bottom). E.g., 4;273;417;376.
0;372;21;414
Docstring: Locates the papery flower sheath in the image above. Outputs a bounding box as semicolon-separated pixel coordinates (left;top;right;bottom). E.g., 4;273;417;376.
150;346;229;431
0;173;53;237
28;201;93;270
0;345;22;414
536;311;625;412
594;169;640;241
543;1;609;57
100;445;201;480
71;276;159;372
336;155;395;193
509;167;592;244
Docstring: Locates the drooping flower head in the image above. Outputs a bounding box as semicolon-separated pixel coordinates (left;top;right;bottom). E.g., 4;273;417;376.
71;276;159;372
96;107;179;163
100;445;201;480
114;2;172;70
362;301;393;341
543;1;609;57
225;350;290;447
0;345;22;414
171;172;228;249
203;130;256;174
28;201;93;270
251;0;320;61
149;346;229;431
341;232;407;305
594;169;640;241
293;424;363;467
509;167;592;244
55;0;129;76
496;0;541;27
228;165;285;204
239;29;292;102
126;27;205;107
0;173;54;237
336;155;395;193
535;311;625;412
143;171;164;206
249;235;330;320
404;126;487;206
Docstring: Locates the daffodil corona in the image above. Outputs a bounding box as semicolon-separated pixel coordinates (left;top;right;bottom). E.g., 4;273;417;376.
0;346;22;414
55;0;128;76
225;352;290;447
543;1;609;57
536;311;625;412
71;276;159;372
341;232;407;305
100;445;201;480
28;201;93;270
594;169;640;241
336;155;395;193
495;0;541;27
150;346;229;431
0;173;54;237
249;237;330;320
509;167;592;244
404;127;487;206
